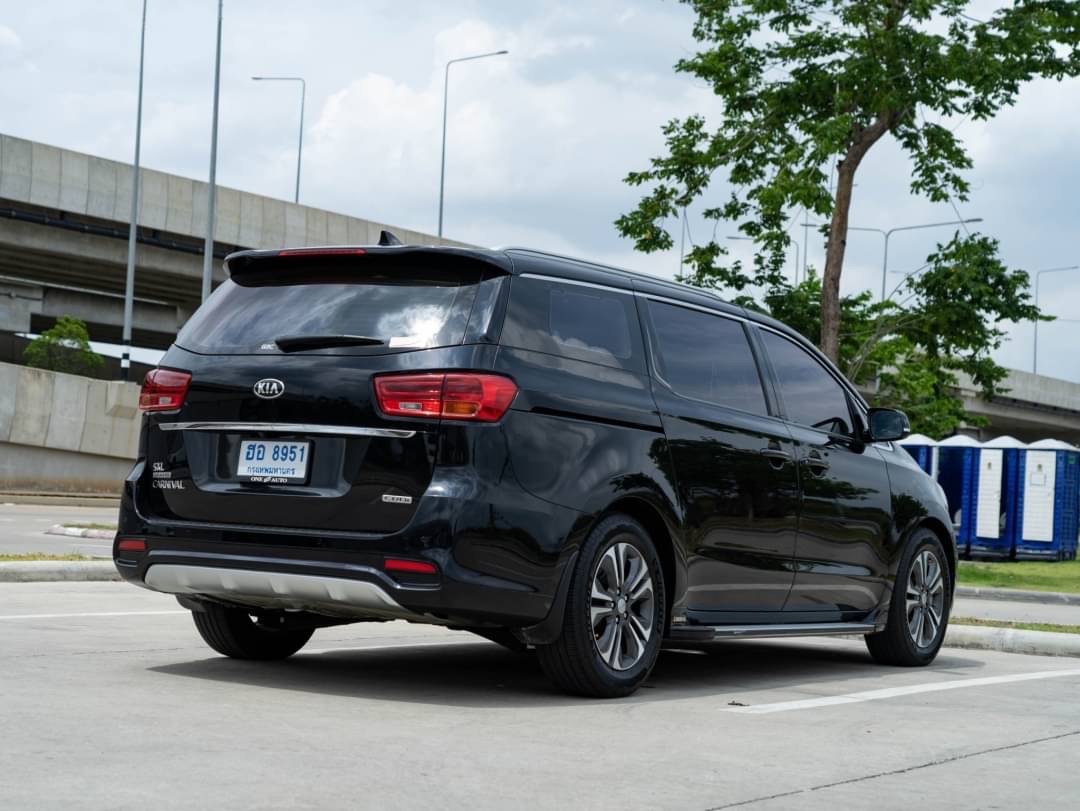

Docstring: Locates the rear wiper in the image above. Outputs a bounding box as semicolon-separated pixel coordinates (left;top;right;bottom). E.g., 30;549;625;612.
274;334;385;352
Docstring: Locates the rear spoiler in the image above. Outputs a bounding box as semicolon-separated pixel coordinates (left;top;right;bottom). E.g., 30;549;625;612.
223;230;514;280
223;235;514;279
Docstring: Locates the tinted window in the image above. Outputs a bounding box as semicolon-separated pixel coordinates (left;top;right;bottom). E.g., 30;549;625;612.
647;301;768;416
177;267;480;354
500;277;644;371
761;330;853;435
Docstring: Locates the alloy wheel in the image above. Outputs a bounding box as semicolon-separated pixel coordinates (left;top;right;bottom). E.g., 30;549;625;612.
906;549;946;649
589;541;656;671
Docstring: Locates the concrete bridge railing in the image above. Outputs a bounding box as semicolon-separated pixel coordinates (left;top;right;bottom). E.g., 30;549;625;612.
0;360;139;494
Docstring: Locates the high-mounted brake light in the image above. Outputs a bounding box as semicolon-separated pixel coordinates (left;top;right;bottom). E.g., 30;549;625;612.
277;247;367;257
374;373;517;422
139;369;191;412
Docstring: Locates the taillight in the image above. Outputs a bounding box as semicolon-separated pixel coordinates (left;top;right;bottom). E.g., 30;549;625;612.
116;538;146;553
373;373;517;422
139;369;191;412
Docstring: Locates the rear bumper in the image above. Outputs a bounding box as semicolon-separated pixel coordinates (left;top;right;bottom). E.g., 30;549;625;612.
144;563;423;621
115;462;586;629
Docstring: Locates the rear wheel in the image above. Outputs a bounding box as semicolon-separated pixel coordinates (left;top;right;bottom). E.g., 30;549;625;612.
866;531;950;666
536;514;665;698
192;603;314;660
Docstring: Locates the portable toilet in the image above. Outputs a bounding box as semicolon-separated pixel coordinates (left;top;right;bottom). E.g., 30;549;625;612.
1015;439;1080;561
937;435;981;557
968;435;1025;560
898;433;938;478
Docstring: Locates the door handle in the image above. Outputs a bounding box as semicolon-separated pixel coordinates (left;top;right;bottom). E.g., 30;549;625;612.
800;453;830;475
759;448;792;467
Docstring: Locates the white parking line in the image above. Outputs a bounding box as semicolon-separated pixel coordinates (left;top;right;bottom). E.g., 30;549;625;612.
0;610;188;621
726;668;1080;714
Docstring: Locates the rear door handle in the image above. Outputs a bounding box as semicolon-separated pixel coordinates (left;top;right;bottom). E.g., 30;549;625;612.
800;453;830;474
760;448;792;466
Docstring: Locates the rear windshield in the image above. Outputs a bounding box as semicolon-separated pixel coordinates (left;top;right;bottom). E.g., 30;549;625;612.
176;268;482;354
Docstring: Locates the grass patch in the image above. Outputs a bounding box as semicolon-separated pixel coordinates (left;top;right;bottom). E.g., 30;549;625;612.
952;616;1080;635
62;523;116;531
0;553;97;562
957;559;1080;595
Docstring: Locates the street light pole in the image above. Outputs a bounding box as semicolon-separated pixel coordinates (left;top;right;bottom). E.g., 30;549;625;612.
201;0;223;303
251;76;306;204
121;0;148;382
1032;265;1080;374
437;49;508;239
830;218;983;301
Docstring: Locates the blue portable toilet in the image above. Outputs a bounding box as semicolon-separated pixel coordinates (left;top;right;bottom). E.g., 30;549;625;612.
1015;439;1080;561
937;435;980;557
897;433;938;477
968;435;1025;560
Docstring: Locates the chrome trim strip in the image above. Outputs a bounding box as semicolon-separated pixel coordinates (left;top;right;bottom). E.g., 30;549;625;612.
636;291;749;322
519;272;633;294
158;422;416;438
144;564;428;621
671;622;876;640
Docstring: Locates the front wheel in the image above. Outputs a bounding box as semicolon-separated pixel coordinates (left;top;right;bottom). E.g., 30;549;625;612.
192;603;314;660
866;531;951;666
536;514;666;698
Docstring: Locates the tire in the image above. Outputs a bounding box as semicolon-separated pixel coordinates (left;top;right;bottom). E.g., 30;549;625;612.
192;603;314;660
865;530;951;667
536;514;666;698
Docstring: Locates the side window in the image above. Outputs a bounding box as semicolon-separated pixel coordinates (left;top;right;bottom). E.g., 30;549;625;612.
647;300;769;416
760;330;853;435
500;276;644;371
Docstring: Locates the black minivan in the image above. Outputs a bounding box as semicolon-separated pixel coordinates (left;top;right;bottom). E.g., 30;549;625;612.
114;241;955;697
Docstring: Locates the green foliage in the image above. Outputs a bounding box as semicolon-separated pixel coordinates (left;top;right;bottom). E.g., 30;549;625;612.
617;0;1080;357
748;235;1051;437
22;316;105;377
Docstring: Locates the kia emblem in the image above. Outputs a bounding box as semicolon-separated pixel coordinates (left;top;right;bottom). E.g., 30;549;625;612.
253;378;285;399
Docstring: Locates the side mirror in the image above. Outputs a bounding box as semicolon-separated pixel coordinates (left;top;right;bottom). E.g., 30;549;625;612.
867;408;910;442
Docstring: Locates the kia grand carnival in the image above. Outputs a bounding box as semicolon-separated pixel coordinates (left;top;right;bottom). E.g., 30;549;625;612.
114;240;955;698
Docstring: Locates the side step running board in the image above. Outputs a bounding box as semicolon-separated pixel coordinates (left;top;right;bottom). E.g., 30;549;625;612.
667;622;877;641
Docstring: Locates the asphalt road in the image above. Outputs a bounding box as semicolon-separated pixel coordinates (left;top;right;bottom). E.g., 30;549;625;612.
2;581;1079;809
0;503;117;556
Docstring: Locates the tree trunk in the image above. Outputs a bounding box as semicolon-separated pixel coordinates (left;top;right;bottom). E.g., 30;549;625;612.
820;113;894;363
820;162;856;363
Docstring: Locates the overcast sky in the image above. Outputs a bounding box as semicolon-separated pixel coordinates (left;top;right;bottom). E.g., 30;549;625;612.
1;1;1078;381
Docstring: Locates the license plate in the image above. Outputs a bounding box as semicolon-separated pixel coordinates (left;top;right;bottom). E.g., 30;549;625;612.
237;440;311;484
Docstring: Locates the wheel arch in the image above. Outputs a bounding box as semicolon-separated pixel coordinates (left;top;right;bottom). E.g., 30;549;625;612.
597;495;683;632
917;516;958;593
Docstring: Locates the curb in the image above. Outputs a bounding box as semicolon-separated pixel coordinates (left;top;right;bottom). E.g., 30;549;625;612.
956;585;1080;606
945;624;1080;658
45;524;116;540
0;561;120;583
0;493;121;508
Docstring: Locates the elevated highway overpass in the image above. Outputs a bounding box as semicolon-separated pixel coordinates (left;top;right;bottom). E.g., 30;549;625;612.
0;133;461;349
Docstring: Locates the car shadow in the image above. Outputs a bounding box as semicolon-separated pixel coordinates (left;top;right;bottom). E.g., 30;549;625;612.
148;636;981;709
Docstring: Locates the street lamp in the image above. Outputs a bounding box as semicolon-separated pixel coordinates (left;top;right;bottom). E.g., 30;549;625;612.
252;76;306;204
846;219;983;302
121;0;148;382
437;49;508;238
201;0;224;303
1033;265;1080;374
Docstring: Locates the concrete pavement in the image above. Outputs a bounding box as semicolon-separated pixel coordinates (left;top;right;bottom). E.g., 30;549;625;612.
954;595;1080;626
1;581;1079;810
0;502;116;556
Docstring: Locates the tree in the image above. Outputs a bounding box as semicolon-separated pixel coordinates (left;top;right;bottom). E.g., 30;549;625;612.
23;316;105;377
740;234;1046;436
617;0;1080;362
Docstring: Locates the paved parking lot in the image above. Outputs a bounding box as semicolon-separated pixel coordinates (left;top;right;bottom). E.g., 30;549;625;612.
2;581;1078;809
